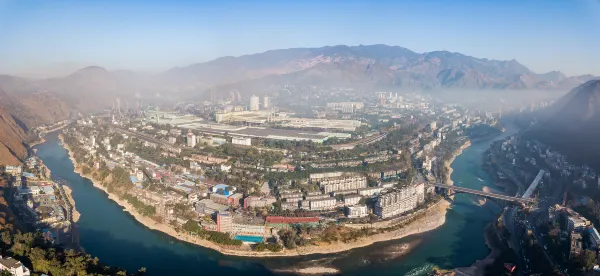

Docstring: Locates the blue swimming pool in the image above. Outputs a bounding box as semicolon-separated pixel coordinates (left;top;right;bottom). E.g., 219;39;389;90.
234;235;263;243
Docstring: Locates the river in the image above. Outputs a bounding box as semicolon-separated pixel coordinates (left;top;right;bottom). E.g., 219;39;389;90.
34;127;516;275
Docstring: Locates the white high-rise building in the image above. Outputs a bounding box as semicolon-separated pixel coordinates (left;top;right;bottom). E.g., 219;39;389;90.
250;95;260;111
187;131;196;148
374;183;425;219
263;96;270;109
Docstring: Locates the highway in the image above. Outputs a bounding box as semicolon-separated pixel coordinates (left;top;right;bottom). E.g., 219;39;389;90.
427;183;536;204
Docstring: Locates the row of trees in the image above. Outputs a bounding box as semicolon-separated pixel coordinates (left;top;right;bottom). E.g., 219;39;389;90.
121;194;156;216
181;221;242;246
254;242;282;252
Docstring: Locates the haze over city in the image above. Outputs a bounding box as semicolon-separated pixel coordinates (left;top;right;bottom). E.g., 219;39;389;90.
1;0;600;77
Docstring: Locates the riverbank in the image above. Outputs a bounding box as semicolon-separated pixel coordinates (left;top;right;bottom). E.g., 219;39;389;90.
27;136;46;148
58;135;453;258
454;223;502;275
445;140;472;186
62;185;81;222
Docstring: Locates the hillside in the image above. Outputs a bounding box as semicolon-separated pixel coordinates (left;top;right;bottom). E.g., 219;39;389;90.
0;105;27;165
527;80;600;170
0;86;71;166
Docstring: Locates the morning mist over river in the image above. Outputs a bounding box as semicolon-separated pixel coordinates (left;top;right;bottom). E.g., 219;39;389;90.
33;126;517;276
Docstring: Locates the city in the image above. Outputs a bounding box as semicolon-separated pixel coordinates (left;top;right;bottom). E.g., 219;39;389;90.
0;1;600;275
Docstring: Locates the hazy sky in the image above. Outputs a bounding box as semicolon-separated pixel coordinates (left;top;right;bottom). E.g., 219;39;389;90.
1;0;599;77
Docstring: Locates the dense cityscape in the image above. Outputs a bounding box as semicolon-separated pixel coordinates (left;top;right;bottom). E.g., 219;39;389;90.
2;1;600;275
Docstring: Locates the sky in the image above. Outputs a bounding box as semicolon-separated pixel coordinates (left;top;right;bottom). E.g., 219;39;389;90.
0;0;599;77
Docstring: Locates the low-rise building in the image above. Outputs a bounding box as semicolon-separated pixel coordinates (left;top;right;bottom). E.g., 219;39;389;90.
232;223;265;235
281;201;299;210
210;193;229;205
211;184;236;195
0;256;31;276
195;199;229;215
231;137;252;146
345;205;368;218
227;193;243;206
243;196;276;208
1;165;22;175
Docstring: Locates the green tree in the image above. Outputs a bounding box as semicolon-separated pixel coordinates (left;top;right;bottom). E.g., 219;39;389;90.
579;249;597;271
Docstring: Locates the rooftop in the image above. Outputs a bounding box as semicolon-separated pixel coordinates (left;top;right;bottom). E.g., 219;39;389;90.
0;257;23;269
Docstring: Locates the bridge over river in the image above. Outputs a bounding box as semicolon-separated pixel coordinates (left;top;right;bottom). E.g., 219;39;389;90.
426;183;536;204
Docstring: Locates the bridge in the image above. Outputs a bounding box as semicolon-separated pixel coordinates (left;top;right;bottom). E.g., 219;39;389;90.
426;183;536;204
522;169;545;199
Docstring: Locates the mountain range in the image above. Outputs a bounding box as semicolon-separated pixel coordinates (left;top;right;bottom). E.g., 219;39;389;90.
160;45;597;94
3;45;598;109
527;80;600;171
0;44;598;165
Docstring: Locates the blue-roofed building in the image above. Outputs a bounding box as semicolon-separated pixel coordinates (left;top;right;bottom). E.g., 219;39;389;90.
212;184;236;196
589;227;600;248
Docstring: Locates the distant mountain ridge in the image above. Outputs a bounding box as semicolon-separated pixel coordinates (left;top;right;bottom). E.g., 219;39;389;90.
0;44;597;109
160;45;597;93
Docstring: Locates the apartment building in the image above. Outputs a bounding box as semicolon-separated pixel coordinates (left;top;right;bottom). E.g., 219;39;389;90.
343;195;362;206
374;183;425;219
316;174;367;193
309;198;337;211
216;212;233;233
